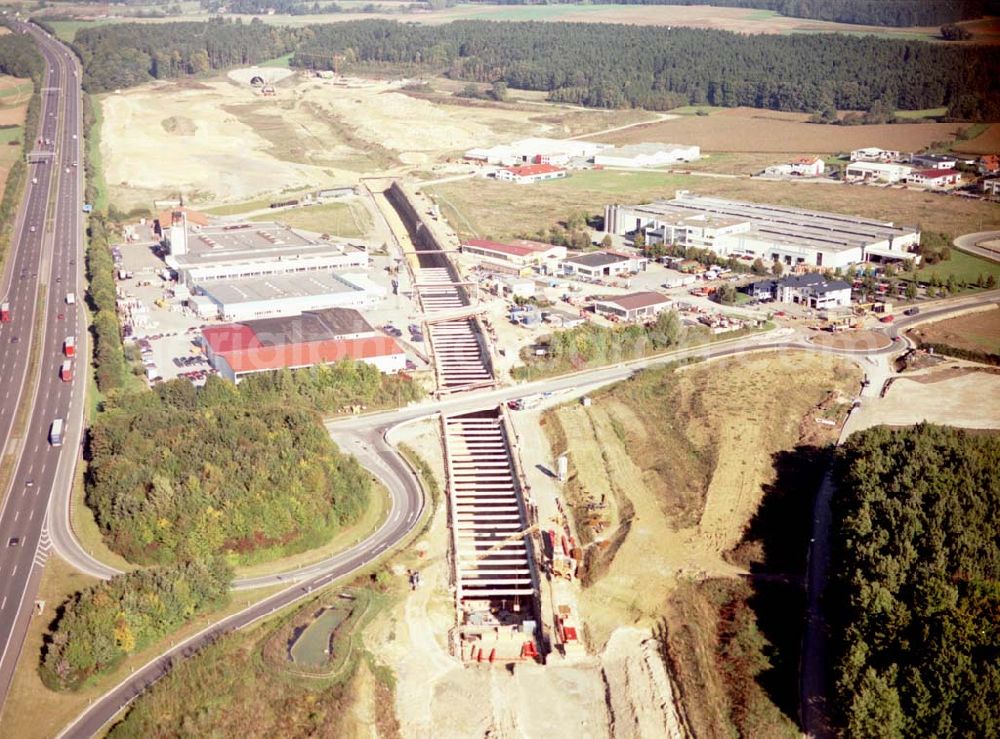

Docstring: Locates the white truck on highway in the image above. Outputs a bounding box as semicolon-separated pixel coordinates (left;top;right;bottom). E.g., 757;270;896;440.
49;418;64;447
65;292;75;305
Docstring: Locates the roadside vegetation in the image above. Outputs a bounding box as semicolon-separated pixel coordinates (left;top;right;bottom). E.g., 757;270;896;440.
40;559;232;691
0;27;44;272
85;214;130;391
104;577;402;738
906;307;1000;365
829;424;1000;737
513;310;767;380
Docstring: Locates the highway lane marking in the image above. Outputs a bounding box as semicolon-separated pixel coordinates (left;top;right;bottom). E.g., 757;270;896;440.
1;597;5;610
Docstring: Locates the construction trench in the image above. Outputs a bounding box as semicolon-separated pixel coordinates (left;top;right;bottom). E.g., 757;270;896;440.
380;182;545;663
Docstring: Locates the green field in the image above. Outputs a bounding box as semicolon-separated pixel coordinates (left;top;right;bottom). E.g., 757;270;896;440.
916;248;1000;284
0;125;21;145
259;52;294;69
250;201;372;239
0;81;32;100
894;107;947;120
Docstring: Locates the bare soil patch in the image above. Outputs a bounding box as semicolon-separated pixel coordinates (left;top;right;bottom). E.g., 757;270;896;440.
809;330;892;352
543;352;859;648
100;72;601;209
953;123;1000;155
852;368;1000;431
907;305;1000;355
590;107;969;153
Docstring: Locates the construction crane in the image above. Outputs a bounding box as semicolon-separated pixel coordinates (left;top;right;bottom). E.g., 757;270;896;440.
462;525;539;564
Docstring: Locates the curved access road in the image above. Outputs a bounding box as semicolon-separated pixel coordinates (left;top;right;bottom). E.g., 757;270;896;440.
953;230;1000;263
55;421;424;739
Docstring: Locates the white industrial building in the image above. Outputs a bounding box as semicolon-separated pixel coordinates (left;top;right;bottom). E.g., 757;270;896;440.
165;215;368;285
466;137;607;167
604;191;920;270
850;147;902;162
844;161;913;184
593;142;700;168
161;212;382;321
561;251;648;278
189;271;385;322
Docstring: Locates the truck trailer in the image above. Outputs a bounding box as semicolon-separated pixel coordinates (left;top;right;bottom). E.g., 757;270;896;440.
63;336;75;357
49;418;64;447
0;302;9;322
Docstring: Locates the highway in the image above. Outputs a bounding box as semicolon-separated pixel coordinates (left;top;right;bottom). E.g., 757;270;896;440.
0;21;90;712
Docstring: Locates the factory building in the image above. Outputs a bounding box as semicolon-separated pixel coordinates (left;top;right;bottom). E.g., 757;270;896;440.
495;164;567;184
907;169;961;188
201;308;405;383
593;143;700;168
460;239;567;275
188;271;385;322
844;161;913;183
592;291;673;322
850;147;902;162
604;191;920;270
162;215;381;321
561;251;648;278
165;218;368;285
465;137;607;167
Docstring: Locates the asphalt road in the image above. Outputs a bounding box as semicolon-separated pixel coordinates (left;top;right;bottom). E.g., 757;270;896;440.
953;230;1000;263
0;22;88;711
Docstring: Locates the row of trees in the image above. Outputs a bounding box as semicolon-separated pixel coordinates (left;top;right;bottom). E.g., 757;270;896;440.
830;424;1000;737
40;559;232;691
463;0;987;27
513;309;685;379
86;215;130;391
292;20;1000;116
0;27;44;273
87;376;373;564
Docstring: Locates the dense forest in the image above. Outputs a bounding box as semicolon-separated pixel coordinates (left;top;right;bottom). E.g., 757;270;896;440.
87;377;373;564
71;18;303;92
830;425;1000;737
462;0;987;27
291;21;1000;115
67;19;1000;116
40;559;232;691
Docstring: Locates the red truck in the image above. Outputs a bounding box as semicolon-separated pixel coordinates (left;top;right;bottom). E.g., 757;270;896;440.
63;336;75;357
60;360;73;382
0;302;9;322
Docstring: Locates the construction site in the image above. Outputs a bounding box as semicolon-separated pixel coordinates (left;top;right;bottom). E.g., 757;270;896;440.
373;180;563;664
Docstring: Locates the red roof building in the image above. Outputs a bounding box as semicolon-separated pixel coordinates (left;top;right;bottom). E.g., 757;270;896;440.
907;168;961;187
496;163;568;184
461;239;567;274
201;308;406;382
